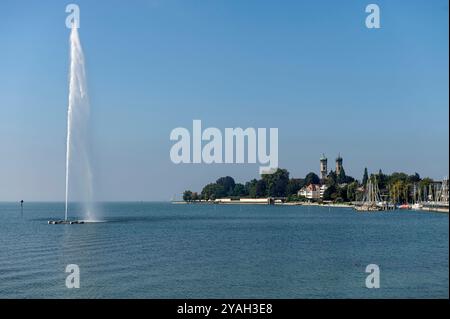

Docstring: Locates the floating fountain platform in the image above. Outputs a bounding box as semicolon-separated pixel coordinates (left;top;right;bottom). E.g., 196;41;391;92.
48;220;85;225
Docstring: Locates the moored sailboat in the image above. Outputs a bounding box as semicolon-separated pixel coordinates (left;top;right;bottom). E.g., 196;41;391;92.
354;177;384;212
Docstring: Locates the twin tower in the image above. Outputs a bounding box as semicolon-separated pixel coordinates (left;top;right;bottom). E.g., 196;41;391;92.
320;154;343;180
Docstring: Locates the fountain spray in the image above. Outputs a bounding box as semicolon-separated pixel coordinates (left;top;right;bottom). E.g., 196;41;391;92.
64;24;93;221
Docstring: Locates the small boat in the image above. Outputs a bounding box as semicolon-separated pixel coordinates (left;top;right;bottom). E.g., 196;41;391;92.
411;203;423;210
398;204;410;210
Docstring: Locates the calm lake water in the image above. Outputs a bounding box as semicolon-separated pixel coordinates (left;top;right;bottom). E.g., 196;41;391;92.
0;202;448;298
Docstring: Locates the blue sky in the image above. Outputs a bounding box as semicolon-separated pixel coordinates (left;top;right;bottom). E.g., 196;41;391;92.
0;0;448;201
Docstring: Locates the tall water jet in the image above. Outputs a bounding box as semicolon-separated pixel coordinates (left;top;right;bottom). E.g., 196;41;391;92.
64;25;94;221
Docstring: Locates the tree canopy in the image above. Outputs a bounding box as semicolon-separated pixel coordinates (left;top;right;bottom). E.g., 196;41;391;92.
262;168;290;197
216;176;236;196
305;172;320;185
183;167;435;204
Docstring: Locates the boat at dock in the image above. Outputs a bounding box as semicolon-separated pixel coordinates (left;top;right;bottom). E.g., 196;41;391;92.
354;177;387;212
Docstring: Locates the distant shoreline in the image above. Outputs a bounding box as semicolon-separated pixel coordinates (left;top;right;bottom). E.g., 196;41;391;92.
172;200;449;213
172;200;353;208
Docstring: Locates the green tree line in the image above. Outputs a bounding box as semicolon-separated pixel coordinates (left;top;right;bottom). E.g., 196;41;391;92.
182;167;435;203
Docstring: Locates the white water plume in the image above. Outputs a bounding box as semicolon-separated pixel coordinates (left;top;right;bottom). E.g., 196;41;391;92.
65;25;94;221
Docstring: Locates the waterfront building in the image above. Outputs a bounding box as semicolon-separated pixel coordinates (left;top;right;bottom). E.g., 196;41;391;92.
298;184;327;199
319;184;328;198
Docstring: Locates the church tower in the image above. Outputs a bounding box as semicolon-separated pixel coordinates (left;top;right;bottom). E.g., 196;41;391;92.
336;153;343;175
320;154;328;180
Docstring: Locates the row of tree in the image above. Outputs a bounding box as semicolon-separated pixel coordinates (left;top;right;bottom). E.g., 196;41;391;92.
183;167;435;204
183;168;347;201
